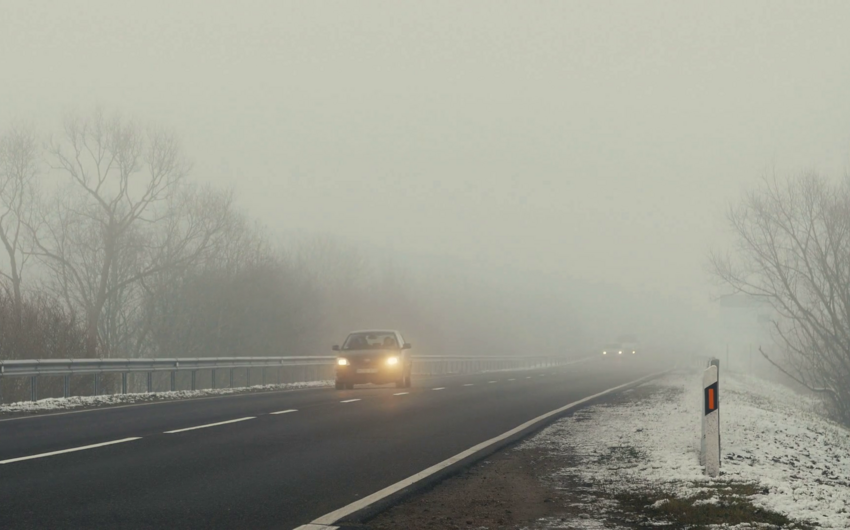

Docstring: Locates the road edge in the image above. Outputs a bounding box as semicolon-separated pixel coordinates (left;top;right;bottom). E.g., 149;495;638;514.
295;367;673;530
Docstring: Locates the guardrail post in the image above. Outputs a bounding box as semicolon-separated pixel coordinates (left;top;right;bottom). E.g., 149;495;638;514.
191;370;196;391
122;373;127;394
170;371;176;392
262;367;266;386
64;375;70;398
277;366;281;385
247;368;251;387
31;375;37;401
229;368;234;388
0;376;3;404
211;369;216;389
147;372;152;393
93;373;99;396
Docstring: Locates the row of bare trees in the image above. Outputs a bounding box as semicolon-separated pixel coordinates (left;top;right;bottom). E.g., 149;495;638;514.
1;109;583;368
0;110;256;360
712;172;850;425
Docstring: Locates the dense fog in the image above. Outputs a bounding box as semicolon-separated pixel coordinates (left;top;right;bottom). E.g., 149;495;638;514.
2;2;850;373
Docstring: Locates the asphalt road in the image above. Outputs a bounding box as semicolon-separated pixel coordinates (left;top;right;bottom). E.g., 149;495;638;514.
0;357;660;529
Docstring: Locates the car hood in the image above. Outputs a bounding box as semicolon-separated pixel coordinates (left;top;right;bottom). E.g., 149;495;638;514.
338;349;400;358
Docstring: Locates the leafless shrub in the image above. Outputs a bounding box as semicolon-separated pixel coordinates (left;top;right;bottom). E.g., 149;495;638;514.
711;172;850;424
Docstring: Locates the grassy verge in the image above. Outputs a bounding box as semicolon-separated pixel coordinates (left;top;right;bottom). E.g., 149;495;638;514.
613;481;814;529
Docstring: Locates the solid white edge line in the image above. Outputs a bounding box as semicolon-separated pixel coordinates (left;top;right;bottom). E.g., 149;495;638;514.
304;369;669;527
270;409;298;415
393;392;409;396
340;399;361;403
0;437;142;464
164;417;255;434
293;525;339;530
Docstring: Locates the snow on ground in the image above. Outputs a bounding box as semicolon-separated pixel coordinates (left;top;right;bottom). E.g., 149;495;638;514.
522;369;850;529
481;357;595;374
0;380;333;414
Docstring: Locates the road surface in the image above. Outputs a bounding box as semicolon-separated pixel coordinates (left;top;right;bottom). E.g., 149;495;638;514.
0;358;659;529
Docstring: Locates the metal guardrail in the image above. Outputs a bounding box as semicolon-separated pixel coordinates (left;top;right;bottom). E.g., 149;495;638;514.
0;355;581;403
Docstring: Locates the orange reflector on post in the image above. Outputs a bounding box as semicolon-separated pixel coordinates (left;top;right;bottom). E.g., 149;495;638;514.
704;381;719;415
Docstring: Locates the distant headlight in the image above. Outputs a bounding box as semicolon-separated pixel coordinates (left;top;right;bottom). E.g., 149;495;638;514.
602;351;607;355
632;351;636;354
337;358;349;366
387;356;399;366
618;351;622;355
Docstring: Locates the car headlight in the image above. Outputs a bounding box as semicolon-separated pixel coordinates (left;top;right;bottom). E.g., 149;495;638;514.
632;351;636;354
618;351;622;354
602;351;607;355
387;356;399;366
337;358;349;366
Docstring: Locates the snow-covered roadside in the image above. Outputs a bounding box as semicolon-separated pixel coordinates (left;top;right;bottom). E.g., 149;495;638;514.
0;380;333;414
521;370;850;529
481;356;596;374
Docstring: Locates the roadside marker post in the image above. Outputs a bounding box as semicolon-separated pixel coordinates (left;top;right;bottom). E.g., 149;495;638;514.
702;363;720;477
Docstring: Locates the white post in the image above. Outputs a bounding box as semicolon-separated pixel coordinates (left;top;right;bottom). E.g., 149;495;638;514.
699;361;711;466
702;364;720;477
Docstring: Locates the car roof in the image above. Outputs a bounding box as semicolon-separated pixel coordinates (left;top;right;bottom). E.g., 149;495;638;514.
347;330;401;335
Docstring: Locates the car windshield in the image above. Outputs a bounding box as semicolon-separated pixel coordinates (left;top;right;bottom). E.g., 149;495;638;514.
343;332;399;350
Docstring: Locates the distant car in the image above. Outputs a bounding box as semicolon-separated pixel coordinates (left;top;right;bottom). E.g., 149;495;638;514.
601;343;625;358
332;330;412;389
618;334;640;355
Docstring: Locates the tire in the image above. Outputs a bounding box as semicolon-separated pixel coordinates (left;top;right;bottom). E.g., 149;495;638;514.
335;381;344;390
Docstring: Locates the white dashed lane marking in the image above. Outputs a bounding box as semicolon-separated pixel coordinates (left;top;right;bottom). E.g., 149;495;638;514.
340;399;361;403
508;378;516;381
0;437;142;465
270;409;298;415
393;392;409;396
463;384;474;387
432;387;445;391
488;381;498;384
164;417;255;434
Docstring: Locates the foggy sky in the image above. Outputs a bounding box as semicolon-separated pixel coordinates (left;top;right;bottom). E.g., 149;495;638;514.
3;0;850;315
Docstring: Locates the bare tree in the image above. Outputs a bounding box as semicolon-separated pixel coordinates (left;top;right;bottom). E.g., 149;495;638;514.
31;109;231;357
0;123;39;325
711;172;850;423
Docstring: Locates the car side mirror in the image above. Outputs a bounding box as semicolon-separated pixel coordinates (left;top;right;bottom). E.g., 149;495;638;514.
402;343;412;350
332;345;340;351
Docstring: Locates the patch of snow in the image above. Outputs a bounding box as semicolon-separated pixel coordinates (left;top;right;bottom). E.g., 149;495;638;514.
651;499;670;508
524;516;618;529
481;357;594;374
0;380;333;414
522;370;850;529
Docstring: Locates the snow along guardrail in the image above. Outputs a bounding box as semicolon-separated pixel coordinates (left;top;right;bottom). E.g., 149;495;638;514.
0;354;583;403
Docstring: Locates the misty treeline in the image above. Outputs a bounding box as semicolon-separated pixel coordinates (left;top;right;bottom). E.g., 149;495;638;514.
712;172;850;426
0;110;585;374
